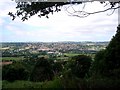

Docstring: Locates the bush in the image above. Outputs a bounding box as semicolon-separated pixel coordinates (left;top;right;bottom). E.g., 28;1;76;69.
30;57;54;82
66;55;92;78
2;62;30;82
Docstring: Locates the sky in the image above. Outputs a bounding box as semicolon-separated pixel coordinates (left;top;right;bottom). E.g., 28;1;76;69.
0;0;119;42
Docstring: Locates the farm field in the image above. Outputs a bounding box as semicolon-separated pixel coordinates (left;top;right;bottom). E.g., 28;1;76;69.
64;53;95;59
2;57;24;61
64;53;80;57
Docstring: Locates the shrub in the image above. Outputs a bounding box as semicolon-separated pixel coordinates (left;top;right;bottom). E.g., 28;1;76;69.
2;62;29;82
30;57;54;82
66;55;92;78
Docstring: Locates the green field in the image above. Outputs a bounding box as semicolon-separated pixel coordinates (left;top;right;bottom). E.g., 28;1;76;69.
2;57;24;61
64;53;80;57
64;53;95;60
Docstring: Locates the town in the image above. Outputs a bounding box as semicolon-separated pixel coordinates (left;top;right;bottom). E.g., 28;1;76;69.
1;41;108;64
1;42;108;54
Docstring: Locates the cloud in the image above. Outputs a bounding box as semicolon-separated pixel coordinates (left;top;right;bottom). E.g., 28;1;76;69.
0;0;17;18
0;1;119;42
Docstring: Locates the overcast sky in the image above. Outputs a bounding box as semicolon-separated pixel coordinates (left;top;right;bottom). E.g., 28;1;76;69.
0;0;119;42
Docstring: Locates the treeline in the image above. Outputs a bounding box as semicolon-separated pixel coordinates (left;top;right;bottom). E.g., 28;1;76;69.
2;55;91;82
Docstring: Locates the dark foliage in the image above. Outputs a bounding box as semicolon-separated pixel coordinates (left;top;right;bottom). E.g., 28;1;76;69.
66;55;92;78
9;2;82;21
103;24;120;78
30;57;54;82
90;50;106;77
2;62;29;82
8;1;119;21
91;24;120;78
51;61;63;76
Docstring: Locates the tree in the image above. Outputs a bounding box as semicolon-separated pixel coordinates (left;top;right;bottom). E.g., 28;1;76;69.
2;62;29;81
30;57;54;82
103;24;120;78
90;50;106;77
91;25;120;78
66;55;92;78
51;61;63;76
8;0;120;21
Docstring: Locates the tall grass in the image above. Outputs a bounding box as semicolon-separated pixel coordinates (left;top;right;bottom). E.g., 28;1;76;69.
2;77;120;89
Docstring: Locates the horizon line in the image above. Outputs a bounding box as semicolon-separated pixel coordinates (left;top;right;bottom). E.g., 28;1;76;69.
0;41;110;43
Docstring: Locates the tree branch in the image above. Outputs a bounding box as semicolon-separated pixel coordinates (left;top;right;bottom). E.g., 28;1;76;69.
88;5;120;15
66;5;120;18
8;1;120;20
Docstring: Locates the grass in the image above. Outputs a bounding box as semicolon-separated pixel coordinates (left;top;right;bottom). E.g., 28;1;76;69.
2;78;120;89
64;53;80;57
2;78;63;89
2;57;24;61
64;53;95;58
56;57;68;60
2;80;43;89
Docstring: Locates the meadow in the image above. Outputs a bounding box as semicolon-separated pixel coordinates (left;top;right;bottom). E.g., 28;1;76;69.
2;57;24;61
